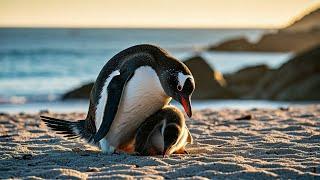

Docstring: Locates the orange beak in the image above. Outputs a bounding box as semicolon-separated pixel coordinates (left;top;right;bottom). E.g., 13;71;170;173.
180;95;192;117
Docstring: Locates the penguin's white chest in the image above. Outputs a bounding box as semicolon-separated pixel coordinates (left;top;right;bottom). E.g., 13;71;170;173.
106;66;171;147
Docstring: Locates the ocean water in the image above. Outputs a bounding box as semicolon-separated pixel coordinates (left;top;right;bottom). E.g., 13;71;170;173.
0;28;292;104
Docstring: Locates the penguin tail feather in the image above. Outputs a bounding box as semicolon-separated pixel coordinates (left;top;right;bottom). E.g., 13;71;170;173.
40;116;94;144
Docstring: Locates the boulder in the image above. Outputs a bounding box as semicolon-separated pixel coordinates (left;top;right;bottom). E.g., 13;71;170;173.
209;7;320;52
252;45;320;100
255;31;320;52
62;82;93;100
208;38;255;51
183;56;236;99
209;31;320;53
283;7;320;33
275;74;320;100
224;64;272;97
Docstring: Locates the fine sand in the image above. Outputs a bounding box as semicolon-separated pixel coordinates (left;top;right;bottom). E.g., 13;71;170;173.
1;105;320;179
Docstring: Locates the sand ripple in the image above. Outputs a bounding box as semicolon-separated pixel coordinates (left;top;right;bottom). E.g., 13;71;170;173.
0;105;319;179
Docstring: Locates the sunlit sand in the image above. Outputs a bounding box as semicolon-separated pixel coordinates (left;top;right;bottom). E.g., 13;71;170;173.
1;105;319;178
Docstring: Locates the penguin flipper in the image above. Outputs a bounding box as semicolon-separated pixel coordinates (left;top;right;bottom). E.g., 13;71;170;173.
41;116;94;143
93;71;134;143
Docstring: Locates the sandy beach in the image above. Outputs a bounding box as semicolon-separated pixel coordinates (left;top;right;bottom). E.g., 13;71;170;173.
1;0;320;179
1;105;319;179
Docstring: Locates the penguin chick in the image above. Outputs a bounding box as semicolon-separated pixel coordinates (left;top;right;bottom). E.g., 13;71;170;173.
134;105;193;156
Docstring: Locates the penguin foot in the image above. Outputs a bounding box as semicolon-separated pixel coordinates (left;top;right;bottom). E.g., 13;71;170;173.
174;148;189;154
99;139;115;154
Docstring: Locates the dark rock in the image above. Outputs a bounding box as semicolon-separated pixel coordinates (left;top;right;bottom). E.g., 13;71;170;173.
208;38;255;51
209;8;320;52
252;45;320;100
224;64;272;97
282;7;320;33
62;82;93;100
256;31;320;52
279;107;290;111
275;74;320;100
235;115;252;120
183;56;236;99
209;31;320;53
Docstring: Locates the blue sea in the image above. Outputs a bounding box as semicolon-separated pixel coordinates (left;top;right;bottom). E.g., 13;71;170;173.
0;28;298;112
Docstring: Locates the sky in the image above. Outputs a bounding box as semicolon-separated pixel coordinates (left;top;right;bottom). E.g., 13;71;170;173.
0;0;319;28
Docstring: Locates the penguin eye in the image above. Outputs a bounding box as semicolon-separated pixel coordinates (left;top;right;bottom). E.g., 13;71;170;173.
184;78;195;94
177;84;182;91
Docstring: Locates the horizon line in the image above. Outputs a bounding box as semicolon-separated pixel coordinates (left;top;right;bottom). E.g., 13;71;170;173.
0;25;277;30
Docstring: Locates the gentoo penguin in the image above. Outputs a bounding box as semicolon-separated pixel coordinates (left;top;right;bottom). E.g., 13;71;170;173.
134;105;193;156
41;44;195;154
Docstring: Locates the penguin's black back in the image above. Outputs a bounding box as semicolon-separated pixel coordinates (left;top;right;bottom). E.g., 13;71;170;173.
90;45;157;103
89;44;191;105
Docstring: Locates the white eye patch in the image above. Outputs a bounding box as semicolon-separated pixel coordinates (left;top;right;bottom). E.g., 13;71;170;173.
177;72;193;91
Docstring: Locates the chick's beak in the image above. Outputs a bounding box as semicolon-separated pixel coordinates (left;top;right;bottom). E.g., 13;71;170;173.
180;95;192;117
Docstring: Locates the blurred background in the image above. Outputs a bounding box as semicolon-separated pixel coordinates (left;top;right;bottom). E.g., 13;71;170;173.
1;0;319;112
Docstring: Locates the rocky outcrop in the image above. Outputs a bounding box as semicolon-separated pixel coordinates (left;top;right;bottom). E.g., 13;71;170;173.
208;38;256;51
283;7;320;33
224;65;272;98
62;46;320;101
183;56;236;99
251;45;320;100
62;82;93;100
209;7;320;52
62;56;236;100
209;31;320;52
